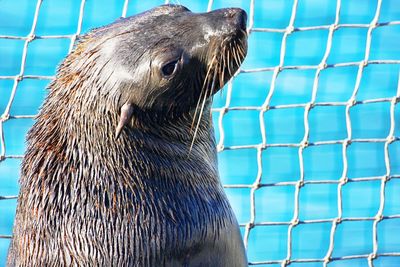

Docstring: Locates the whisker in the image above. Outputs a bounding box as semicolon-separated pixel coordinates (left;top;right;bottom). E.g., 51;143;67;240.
235;50;242;69
190;90;208;152
219;47;226;88
237;41;246;58
220;61;226;89
189;67;218;152
191;85;206;131
219;47;227;97
237;46;245;59
232;42;241;69
191;55;217;131
226;44;233;77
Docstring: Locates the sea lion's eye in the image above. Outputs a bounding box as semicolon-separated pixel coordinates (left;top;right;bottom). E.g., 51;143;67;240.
161;60;179;77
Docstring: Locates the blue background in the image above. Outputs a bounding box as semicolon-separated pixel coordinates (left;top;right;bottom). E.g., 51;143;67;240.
1;0;400;266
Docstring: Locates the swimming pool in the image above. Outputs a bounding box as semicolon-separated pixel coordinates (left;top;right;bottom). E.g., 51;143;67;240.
1;0;399;266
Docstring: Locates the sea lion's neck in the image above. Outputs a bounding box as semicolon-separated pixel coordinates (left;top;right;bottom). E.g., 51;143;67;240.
29;81;217;170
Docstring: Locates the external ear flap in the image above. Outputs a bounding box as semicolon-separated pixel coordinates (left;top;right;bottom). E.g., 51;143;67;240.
115;102;134;139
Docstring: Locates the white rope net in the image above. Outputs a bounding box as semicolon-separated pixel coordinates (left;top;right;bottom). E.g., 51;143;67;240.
0;0;399;266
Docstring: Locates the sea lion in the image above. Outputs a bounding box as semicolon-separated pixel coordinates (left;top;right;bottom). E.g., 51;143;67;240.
7;4;248;267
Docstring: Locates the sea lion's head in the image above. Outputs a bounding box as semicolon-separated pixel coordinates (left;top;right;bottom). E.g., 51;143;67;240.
61;5;247;137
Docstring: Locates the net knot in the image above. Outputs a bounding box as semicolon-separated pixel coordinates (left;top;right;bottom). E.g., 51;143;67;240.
347;98;356;107
300;141;309;149
361;59;368;67
339;176;348;185
323;256;331;264
382;174;390;182
252;181;261;190
318;62;327;70
0;113;10;122
281;259;290;267
368;253;377;261
246;222;255;230
369;21;378;29
27;34;36;42
216;144;224;152
334;217;342;224
344;138;352;147
286;26;294;34
374;214;383;222
386;135;395;144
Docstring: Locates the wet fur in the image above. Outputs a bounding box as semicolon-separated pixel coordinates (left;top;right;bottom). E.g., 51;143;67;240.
8;5;247;267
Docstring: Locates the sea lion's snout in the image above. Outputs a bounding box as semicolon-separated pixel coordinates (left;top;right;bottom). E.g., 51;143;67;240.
229;8;247;32
212;8;247;34
194;7;248;95
200;8;247;42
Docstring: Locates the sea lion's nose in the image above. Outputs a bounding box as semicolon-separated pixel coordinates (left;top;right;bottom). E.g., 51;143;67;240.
224;8;247;32
204;8;247;34
198;8;248;42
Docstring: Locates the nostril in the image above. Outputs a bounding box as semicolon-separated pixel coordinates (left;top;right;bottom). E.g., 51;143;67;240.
208;8;248;34
225;10;235;19
229;8;247;31
226;8;241;19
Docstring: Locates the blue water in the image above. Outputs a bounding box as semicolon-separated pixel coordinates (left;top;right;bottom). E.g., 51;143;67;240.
1;0;400;266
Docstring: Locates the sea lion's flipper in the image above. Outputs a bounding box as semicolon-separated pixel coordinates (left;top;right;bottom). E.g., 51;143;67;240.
115;102;134;139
